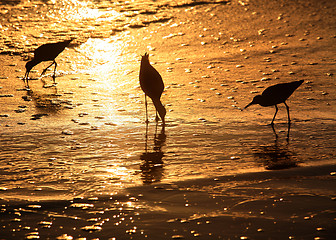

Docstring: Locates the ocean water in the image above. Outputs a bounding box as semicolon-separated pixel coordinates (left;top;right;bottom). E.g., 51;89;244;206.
0;0;335;203
0;0;229;55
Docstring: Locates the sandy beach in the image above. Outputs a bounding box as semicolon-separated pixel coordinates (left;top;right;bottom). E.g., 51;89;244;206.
0;0;335;239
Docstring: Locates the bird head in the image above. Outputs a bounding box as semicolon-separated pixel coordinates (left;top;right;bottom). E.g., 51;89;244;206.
141;52;150;63
25;60;35;74
244;95;262;110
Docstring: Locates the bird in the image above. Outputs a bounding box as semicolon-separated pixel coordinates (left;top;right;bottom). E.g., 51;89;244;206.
139;52;166;126
23;39;73;89
244;80;304;139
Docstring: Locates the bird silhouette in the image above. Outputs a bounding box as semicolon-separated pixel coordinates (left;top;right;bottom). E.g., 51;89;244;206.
23;39;73;89
244;80;304;140
139;52;166;126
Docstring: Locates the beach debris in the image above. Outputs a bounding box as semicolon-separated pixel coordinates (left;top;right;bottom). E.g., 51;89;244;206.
0;94;14;97
258;29;266;35
25;232;40;239
11;218;21;222
70;203;94;209
81;225;102;232
172;235;185;239
38;221;52;228
14;108;26;113
105;122;117;126
22;95;32;101
56;234;74;240
31;113;48;120
26;205;41;209
78;112;89;117
62;130;74;135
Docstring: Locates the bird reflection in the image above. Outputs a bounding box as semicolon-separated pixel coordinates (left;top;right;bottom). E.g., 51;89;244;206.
252;140;298;170
25;86;65;116
140;123;166;184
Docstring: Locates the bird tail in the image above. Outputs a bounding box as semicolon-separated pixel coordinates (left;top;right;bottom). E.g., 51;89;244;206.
294;80;304;89
63;39;74;47
153;99;166;123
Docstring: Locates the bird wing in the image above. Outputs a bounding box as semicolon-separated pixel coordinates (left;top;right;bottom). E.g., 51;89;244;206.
140;65;164;99
34;41;70;61
261;80;303;105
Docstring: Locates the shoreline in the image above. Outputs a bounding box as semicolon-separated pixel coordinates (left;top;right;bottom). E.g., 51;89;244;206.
1;163;335;239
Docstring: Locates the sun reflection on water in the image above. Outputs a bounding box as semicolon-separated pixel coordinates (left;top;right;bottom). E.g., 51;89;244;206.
47;0;122;22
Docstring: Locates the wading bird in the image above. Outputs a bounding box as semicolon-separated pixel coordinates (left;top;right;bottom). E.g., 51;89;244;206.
139;52;166;126
244;80;304;140
23;39;73;89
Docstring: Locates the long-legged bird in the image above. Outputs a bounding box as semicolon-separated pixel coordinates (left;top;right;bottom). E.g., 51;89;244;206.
244;80;304;139
24;39;73;89
139;53;166;126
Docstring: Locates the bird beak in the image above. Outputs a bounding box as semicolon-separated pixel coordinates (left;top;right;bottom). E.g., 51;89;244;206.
243;102;253;110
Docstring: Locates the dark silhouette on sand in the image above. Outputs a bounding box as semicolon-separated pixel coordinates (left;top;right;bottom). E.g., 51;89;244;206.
23;39;73;89
244;80;304;140
139;52;166;128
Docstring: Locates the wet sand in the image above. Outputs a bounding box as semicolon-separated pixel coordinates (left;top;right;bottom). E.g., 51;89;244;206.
1;165;335;239
1;0;336;239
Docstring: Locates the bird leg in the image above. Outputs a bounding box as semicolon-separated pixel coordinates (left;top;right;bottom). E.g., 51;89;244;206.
271;122;278;140
155;111;160;122
145;119;149;152
52;60;57;84
271;105;279;125
41;61;55;77
284;102;291;141
23;71;30;90
145;95;149;124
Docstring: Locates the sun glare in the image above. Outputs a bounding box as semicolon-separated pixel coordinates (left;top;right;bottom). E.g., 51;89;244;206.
48;0;122;22
78;37;129;73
